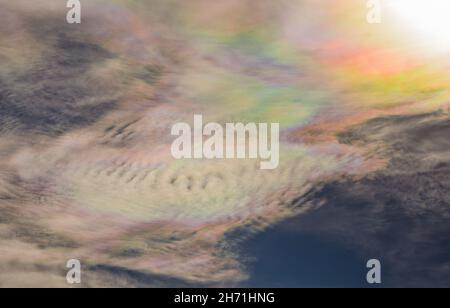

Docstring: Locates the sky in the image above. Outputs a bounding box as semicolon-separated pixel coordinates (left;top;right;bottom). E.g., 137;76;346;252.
0;0;449;287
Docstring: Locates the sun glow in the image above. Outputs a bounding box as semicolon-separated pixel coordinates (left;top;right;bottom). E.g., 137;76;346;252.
388;0;450;53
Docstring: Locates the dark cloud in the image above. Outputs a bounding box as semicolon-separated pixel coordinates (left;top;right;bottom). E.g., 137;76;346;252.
238;111;450;287
0;15;118;136
11;223;80;249
85;264;207;288
311;112;450;287
133;65;164;85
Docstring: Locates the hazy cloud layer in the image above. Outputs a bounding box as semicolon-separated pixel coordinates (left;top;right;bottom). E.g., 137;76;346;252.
0;0;449;287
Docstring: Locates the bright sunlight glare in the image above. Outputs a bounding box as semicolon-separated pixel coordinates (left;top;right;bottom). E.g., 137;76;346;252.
387;0;450;53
